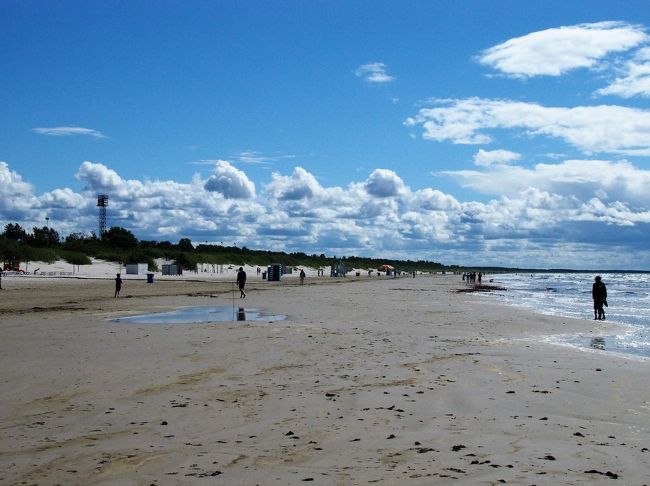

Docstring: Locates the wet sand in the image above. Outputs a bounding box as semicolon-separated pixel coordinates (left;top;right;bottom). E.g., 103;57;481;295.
1;274;649;484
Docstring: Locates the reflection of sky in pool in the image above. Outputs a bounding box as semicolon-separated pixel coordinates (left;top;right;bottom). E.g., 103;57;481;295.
111;306;285;324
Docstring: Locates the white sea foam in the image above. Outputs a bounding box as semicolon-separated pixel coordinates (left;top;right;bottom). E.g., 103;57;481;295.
485;272;650;357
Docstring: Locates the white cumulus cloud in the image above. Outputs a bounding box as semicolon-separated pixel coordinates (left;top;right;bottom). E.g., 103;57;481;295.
204;160;256;199
76;161;125;191
4;159;650;269
597;46;650;98
473;149;521;166
0;162;38;217
406;97;650;155
355;62;394;83
265;167;322;200
479;21;649;78
40;188;86;209
443;158;650;207
364;169;406;197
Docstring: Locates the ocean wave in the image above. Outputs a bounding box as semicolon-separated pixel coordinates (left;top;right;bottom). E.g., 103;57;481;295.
485;272;650;357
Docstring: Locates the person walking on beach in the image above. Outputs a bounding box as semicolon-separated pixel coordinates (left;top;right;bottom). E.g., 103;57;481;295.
114;273;123;298
299;268;306;285
592;275;607;320
237;267;247;298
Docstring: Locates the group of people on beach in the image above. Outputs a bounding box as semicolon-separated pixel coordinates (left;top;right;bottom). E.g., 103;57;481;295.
113;266;248;300
462;271;482;284
115;267;610;322
114;267;252;299
113;265;305;301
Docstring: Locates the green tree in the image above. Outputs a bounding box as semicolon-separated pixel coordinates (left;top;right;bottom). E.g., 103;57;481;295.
104;227;138;249
32;226;60;247
177;238;194;252
0;237;40;268
64;232;96;251
0;238;20;265
2;223;28;242
175;252;198;271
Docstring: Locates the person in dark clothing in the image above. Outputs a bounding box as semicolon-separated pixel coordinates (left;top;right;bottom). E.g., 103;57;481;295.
114;273;123;298
236;267;247;298
592;275;607;320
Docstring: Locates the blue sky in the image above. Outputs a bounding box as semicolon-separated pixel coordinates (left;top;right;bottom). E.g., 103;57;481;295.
3;1;650;269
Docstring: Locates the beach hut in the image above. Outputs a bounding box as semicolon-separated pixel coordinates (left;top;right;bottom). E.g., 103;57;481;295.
162;264;182;276
330;259;347;277
126;263;148;275
267;263;282;281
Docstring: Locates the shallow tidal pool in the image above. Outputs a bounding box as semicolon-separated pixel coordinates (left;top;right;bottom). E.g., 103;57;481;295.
111;306;286;324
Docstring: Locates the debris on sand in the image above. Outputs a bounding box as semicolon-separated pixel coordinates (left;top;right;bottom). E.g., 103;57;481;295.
455;284;507;293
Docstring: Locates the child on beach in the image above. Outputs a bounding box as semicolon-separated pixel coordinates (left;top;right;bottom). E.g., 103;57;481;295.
114;273;123;298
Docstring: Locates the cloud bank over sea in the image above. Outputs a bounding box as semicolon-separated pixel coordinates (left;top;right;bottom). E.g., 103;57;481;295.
3;156;650;270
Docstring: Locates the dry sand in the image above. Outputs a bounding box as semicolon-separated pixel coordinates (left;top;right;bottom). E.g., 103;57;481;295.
1;272;649;485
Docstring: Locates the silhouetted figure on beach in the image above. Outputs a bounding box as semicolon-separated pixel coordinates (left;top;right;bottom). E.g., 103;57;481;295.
114;273;123;298
592;276;607;320
299;269;306;285
237;267;247;298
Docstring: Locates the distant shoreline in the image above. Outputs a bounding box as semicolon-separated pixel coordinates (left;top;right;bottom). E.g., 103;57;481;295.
5;258;650;278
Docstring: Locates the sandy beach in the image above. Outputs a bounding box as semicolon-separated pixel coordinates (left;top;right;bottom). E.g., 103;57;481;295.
1;272;649;485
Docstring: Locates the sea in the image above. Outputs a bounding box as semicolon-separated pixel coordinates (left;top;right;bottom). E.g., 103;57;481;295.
481;272;650;358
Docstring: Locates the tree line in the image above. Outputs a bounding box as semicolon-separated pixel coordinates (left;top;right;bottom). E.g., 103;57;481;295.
1;222;455;273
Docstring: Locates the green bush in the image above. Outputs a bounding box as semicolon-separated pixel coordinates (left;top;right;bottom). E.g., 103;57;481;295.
27;247;58;263
94;249;127;263
59;250;92;266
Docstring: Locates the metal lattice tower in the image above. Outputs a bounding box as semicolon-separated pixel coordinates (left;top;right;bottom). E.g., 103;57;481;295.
97;194;109;237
